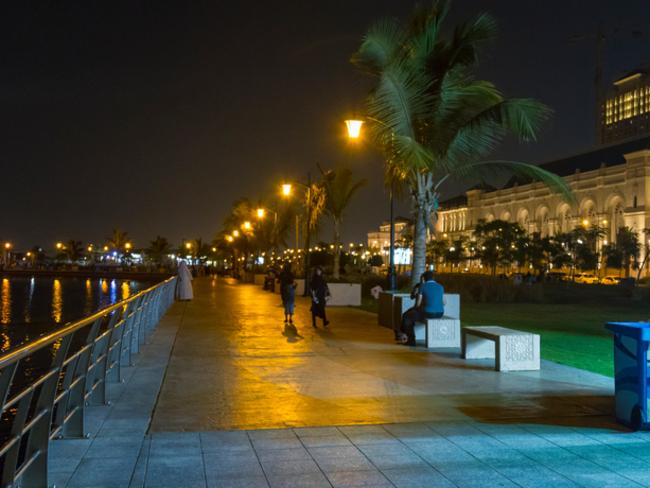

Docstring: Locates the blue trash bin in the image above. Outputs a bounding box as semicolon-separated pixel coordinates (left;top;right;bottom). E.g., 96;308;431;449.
605;321;650;430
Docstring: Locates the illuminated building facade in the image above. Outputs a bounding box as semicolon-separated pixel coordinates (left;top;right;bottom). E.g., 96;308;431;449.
367;218;413;265
601;70;650;145
436;137;650;274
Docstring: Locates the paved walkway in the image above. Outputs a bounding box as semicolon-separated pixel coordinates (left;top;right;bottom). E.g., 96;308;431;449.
48;277;650;488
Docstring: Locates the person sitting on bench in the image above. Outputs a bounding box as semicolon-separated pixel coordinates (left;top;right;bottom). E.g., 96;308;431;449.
399;271;444;346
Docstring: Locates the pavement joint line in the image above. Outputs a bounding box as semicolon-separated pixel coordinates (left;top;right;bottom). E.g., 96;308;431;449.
294;428;341;488
518;424;649;487
245;430;274;488
469;422;574;485
333;426;400;488
471;421;617;488
146;301;186;436
379;422;474;488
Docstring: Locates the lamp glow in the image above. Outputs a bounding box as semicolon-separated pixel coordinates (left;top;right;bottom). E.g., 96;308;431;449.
256;208;265;219
345;119;364;139
281;184;292;196
243;221;252;230
232;230;240;238
56;242;63;250
582;219;589;227
125;242;132;250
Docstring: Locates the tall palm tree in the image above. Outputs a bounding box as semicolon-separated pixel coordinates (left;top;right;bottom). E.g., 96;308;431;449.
64;240;83;262
107;228;129;251
352;0;571;284
147;236;171;266
318;167;367;279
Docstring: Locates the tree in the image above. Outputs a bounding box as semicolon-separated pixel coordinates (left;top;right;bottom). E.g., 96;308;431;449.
351;0;570;285
611;227;640;277
107;228;129;252
64;240;83;262
147;236;171;266
426;238;448;271
473;220;525;275
317;167;367;279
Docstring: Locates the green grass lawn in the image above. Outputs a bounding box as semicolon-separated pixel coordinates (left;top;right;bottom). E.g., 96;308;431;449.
357;298;650;377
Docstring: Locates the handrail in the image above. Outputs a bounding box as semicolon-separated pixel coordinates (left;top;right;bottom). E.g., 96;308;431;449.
0;274;178;488
0;276;175;370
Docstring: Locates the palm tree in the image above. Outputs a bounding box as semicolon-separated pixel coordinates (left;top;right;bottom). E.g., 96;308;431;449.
107;228;129;251
64;240;83;262
147;236;171;266
352;0;571;284
614;227;640;278
318;167;366;279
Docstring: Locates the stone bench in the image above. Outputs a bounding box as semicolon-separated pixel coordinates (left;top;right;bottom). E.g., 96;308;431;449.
414;316;461;348
462;326;540;372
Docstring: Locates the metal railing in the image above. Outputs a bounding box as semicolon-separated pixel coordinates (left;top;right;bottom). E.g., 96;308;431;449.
0;276;177;488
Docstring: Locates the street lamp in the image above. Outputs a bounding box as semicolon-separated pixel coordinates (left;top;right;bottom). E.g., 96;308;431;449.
56;242;63;250
242;221;252;231
256;208;265;219
345;118;397;290
125;242;132;251
226;235;234;243
232;230;240;238
344;119;364;139
280;179;313;295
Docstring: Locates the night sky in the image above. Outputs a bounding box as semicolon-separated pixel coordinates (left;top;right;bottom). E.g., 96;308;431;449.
1;1;649;250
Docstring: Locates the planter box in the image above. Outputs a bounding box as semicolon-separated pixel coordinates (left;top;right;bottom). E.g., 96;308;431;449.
327;283;361;307
379;292;409;329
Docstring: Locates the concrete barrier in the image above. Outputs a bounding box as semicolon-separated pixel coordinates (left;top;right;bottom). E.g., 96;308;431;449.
327;283;361;306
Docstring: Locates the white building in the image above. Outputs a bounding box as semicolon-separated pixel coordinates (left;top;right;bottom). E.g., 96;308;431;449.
436;138;650;272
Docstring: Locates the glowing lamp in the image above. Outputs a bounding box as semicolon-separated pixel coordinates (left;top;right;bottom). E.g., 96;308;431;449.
4;242;11;250
582;219;589;227
185;242;192;249
345;119;364;139
256;208;265;219
125;242;132;250
56;242;63;250
243;221;252;230
232;230;240;238
281;184;292;196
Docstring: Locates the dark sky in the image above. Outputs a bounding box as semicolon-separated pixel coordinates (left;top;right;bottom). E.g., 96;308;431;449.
1;1;649;250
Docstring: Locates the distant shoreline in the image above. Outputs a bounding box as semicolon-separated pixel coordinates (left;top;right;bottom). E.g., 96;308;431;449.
0;269;173;281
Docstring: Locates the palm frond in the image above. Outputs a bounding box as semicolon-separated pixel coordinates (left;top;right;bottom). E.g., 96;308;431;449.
448;12;498;67
436;159;574;203
351;18;404;75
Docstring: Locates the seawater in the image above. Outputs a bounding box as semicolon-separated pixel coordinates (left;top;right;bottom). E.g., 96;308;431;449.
0;276;156;353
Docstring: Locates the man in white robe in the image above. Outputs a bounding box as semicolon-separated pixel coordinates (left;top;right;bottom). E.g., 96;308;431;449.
176;261;194;300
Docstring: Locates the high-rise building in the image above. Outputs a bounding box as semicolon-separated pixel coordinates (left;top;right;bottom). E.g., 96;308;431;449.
600;69;650;145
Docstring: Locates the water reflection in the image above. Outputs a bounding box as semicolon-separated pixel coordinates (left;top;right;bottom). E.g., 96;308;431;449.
1;278;11;325
110;279;117;304
84;279;93;316
0;277;153;352
52;279;63;323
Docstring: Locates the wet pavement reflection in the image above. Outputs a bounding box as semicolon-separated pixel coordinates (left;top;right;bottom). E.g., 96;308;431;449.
150;277;613;431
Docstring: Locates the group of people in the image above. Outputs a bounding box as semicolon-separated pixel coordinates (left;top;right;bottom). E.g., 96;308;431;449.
277;264;330;328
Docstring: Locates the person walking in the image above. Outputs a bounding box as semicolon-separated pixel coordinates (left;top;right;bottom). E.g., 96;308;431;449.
278;263;297;324
310;266;330;328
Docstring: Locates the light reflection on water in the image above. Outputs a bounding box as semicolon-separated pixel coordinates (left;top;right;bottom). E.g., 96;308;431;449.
0;277;154;353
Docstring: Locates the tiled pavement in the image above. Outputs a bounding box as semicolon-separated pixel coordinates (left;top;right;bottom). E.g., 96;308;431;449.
47;278;650;487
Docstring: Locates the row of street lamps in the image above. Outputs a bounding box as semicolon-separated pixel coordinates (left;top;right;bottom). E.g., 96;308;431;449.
222;117;396;291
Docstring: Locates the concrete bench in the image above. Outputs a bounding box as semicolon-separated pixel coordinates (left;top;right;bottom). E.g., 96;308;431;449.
462;326;540;372
414;316;461;348
393;294;461;349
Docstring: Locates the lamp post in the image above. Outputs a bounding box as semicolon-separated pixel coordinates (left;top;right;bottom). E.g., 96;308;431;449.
281;176;313;296
345;118;397;290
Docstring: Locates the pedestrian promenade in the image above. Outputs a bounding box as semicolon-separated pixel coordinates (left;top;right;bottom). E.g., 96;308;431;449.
48;277;650;488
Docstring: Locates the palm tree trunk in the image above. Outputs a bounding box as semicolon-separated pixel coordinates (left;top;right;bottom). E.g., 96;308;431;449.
333;218;341;280
411;174;433;286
